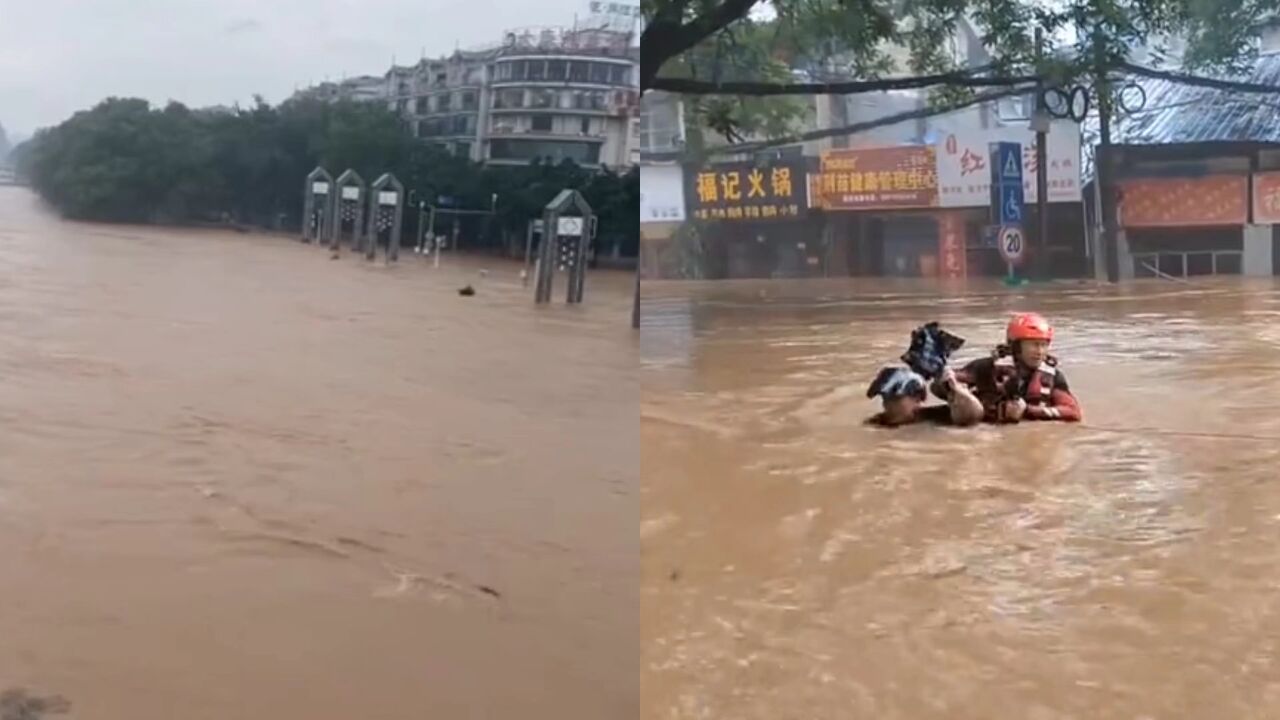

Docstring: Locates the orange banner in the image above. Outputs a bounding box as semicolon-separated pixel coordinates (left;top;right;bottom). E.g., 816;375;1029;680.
936;211;967;279
816;146;938;210
1119;176;1247;227
1253;171;1280;224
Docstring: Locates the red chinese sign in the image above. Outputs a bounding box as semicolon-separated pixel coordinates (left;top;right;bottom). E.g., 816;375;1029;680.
1253;171;1280;224
936;211;967;279
815;146;938;210
1118;176;1247;227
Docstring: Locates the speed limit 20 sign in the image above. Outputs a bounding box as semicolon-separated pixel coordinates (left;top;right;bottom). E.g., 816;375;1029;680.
998;224;1026;266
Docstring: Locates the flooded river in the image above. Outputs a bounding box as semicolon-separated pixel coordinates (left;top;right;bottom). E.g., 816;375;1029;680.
0;187;637;719
642;277;1280;719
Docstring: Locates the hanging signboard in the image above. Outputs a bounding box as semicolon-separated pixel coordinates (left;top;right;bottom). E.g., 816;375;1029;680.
936;122;1082;206
684;158;807;221
814;146;937;210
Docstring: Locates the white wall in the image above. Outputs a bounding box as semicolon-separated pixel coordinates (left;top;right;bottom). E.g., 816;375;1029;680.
1244;224;1273;276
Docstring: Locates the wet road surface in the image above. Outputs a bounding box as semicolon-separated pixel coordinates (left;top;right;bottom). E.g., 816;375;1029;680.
0;186;637;719
642;277;1280;719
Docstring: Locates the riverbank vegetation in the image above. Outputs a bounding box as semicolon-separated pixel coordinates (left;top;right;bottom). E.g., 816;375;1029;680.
15;96;637;257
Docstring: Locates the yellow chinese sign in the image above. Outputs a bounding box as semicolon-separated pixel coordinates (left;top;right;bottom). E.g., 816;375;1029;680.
686;159;808;221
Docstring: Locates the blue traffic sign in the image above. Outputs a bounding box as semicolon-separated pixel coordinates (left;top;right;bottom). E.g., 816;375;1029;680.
993;142;1023;183
989;141;1024;227
998;183;1024;224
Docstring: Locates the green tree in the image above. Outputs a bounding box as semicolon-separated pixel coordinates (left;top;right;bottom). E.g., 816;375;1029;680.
642;0;1276;144
17;96;639;258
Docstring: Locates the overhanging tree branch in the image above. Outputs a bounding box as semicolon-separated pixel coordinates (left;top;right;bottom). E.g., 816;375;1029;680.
649;69;1040;95
1120;62;1280;94
642;84;1036;161
642;0;763;91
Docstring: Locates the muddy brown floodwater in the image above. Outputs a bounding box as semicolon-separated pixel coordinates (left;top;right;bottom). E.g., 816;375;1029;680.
0;187;637;719
642;277;1280;719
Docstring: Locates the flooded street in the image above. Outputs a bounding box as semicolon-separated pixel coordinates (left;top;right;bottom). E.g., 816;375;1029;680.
642;277;1280;719
0;186;637;719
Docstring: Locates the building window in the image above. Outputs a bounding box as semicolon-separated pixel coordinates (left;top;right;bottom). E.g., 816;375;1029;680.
435;72;447;84
570;61;590;82
610;65;630;85
453;115;471;134
581;117;592;135
529;60;547;81
511;60;528;80
461;92;477;110
396;99;408;113
531;115;553;132
590;91;607;110
415;97;428;114
492;116;516;134
590;63;610;84
490;139;601;164
548;60;567;81
494;89;524;109
496;63;514;81
438;93;452;111
530;89;556;108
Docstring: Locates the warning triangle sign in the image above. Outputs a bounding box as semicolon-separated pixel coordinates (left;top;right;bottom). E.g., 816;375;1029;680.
1003;152;1020;178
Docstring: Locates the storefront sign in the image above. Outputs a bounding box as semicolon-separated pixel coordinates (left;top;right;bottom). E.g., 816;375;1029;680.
815;146;937;210
641;164;686;223
685;159;807;221
937;212;967;279
936;123;1081;206
1253;171;1280;224
1119;176;1247;227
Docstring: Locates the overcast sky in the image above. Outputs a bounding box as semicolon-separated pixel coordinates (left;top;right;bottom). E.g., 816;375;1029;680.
0;0;607;139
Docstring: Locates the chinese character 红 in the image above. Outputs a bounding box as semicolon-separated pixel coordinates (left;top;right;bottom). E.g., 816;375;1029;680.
721;171;742;201
747;169;767;198
696;173;718;204
959;148;985;177
771;167;793;197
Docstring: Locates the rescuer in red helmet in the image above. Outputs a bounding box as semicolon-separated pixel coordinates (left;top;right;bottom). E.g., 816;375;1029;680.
940;312;1083;423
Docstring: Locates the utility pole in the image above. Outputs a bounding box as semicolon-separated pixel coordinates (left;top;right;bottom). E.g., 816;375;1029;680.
1094;34;1120;282
1034;28;1050;280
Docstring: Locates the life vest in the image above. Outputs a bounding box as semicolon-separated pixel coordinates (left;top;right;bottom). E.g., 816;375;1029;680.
992;355;1058;406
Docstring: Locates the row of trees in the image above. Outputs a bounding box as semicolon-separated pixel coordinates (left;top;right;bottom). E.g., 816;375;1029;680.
14;97;638;257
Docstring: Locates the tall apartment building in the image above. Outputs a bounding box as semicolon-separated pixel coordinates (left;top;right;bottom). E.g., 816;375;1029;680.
388;26;638;169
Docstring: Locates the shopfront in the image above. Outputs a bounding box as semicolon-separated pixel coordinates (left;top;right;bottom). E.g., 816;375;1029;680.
683;156;823;279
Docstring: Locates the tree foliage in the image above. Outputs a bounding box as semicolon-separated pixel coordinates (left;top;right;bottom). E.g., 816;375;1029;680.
641;0;1277;144
18;97;638;256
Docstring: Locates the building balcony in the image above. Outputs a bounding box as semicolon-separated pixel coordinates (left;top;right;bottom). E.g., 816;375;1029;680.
488;104;611;115
487;127;607;140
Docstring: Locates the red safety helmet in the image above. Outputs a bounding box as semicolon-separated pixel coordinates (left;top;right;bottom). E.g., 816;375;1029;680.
1006;312;1053;342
